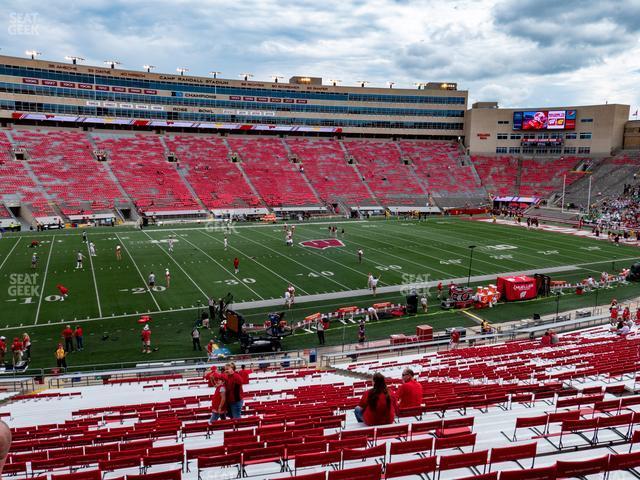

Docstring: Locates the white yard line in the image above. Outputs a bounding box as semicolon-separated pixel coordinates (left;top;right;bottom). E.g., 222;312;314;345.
198;229;310;295
173;231;264;300
0;237;21;272
115;233;161;311
34;235;55;325
139;230;209;301
85;241;103;318
234;230;352;290
254;227;396;287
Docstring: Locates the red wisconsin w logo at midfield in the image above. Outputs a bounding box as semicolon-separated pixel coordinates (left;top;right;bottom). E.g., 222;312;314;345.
300;239;345;250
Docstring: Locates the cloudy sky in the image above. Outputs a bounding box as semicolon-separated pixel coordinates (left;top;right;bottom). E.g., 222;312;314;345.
2;0;639;114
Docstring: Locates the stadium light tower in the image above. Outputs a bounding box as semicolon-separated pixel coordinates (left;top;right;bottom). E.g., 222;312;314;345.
414;82;427;90
25;50;41;60
143;65;156;73
176;67;189;76
466;245;477;287
65;55;85;65
358;81;369;88
387;81;395;89
240;73;253;81
104;60;121;69
209;71;222;78
271;75;283;84
329;79;342;86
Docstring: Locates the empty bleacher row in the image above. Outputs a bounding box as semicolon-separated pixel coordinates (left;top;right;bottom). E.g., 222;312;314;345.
6;325;640;479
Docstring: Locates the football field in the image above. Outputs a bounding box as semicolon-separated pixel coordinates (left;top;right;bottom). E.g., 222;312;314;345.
1;217;638;330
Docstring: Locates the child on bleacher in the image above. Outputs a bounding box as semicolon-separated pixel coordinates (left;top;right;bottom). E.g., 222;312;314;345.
208;374;227;424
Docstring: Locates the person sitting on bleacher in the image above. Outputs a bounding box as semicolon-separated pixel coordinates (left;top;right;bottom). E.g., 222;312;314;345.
397;368;423;409
540;330;552;347
354;373;398;426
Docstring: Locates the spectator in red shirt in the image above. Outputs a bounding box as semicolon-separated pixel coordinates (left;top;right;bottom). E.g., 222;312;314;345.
354;373;397;426
74;326;84;351
204;365;218;386
224;362;244;418
11;337;23;367
540;330;552;347
397;368;423;410
208;374;227;424
0;337;6;365
62;325;74;352
238;364;252;385
449;328;461;350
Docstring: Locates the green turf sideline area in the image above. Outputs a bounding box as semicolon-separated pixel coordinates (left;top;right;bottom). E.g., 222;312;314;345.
0;217;638;370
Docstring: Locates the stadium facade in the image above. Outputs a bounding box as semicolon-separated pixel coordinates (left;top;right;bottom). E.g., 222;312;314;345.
0;55;467;139
465;102;630;156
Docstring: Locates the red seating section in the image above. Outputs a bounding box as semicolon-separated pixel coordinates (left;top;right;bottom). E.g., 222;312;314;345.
0;130;54;217
91;133;200;213
287;138;375;206
343;140;424;205
164;134;262;209
227;137;319;207
12;129;125;215
471;154;582;197
399;140;483;195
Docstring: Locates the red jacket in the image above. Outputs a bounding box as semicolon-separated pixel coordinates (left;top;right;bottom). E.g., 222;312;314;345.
358;389;397;426
141;330;151;342
397;380;423;409
11;340;23;352
540;334;551;347
233;258;239;268
225;372;244;403
74;327;83;338
238;369;251;385
0;340;6;353
62;327;73;339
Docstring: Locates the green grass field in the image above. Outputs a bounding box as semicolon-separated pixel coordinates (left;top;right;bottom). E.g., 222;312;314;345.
1;217;639;371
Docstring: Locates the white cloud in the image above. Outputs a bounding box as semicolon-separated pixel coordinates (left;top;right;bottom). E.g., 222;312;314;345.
0;0;638;114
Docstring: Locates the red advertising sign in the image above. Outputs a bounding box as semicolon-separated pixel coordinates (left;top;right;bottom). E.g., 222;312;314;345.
497;275;537;301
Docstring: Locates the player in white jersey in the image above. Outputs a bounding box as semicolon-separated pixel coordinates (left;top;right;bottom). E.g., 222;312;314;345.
75;251;85;269
370;275;379;296
115;244;122;260
287;284;295;304
284;290;292;309
357;249;364;264
286;232;293;247
31;252;38;269
165;268;171;288
367;273;374;290
148;272;156;288
89;242;96;257
224;235;228;251
168;237;175;253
